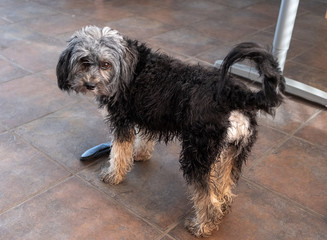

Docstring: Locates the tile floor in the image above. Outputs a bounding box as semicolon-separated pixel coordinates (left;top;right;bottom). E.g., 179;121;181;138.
0;0;326;239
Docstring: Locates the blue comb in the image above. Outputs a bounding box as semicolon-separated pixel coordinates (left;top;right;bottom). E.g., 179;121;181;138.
80;142;112;161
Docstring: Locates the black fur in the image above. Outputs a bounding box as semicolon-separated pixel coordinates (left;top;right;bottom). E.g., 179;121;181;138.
57;37;285;189
99;41;282;186
56;27;286;236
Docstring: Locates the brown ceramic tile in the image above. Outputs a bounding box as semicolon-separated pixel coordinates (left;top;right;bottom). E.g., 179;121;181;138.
77;5;133;22
0;0;326;238
0;57;30;83
150;28;220;57
246;125;287;166
0;2;58;23
35;0;95;9
195;43;235;64
160;235;175;240
37;69;57;83
298;0;327;16
78;142;190;230
189;18;258;43
0;177;160;239
284;61;327;92
142;8;207;27
0;0;28;7
237;30;312;60
171;0;227;13
0;23;47;49
169;181;327;240
36;0;132;21
245;1;281;18
99;0;159;8
215;0;266;9
246;137;327;215
220;9;276;29
19;13;103;38
145;42;191;62
105;0;163;15
247;0;308;18
292;44;327;72
1;39;63;73
257;97;320;134
0;132;69;213
295;110;327;149
14;100;108;172
0;74;79;129
266;13;327;45
107;16;174;41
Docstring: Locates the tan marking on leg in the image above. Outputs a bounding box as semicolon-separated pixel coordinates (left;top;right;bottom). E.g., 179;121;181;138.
209;147;237;214
100;134;135;185
186;185;221;237
186;147;238;237
133;133;155;161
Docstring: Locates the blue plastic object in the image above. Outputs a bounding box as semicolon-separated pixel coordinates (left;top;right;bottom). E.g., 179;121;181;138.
80;142;112;161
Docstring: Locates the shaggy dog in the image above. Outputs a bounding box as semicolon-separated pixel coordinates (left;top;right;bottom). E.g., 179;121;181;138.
56;26;285;237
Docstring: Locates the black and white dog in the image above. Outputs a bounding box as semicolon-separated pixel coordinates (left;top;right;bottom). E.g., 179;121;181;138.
57;26;284;237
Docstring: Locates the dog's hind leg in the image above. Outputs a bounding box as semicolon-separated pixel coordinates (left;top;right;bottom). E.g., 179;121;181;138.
185;111;256;237
100;132;135;185
133;132;155;162
185;146;239;237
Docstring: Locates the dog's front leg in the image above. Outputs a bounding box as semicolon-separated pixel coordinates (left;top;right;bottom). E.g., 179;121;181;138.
100;132;135;185
133;132;155;162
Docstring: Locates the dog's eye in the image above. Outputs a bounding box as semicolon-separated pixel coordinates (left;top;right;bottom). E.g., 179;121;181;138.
100;62;111;70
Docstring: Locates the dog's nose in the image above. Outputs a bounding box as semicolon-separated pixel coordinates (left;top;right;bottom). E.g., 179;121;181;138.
84;82;96;90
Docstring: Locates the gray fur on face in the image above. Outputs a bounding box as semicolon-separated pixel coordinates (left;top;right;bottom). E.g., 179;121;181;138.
57;26;137;97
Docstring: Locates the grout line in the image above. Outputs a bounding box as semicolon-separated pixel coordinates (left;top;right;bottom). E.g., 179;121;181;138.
11;127;110;179
290;109;322;136
286;59;327;73
246;133;292;172
285;45;316;62
292;134;326;151
0;54;34;75
0;176;73;216
153;212;189;240
241;176;326;220
241;110;326;221
10;131;75;175
74;174;166;237
247;109;322;173
1;16;14;24
8;100;82;132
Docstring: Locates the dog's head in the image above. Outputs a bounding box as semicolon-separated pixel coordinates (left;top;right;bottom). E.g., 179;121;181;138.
56;26;137;97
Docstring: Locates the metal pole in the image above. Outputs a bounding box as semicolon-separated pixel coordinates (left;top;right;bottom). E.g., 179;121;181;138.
272;0;300;72
214;0;327;107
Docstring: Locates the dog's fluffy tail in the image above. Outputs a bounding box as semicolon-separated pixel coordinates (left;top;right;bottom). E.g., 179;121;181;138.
219;42;285;114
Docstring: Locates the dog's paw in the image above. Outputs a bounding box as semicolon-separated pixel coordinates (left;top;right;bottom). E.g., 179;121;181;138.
133;152;151;162
100;168;123;185
185;217;216;238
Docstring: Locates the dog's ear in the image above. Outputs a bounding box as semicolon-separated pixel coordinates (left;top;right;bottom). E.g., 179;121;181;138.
118;39;138;94
56;39;75;91
100;27;138;99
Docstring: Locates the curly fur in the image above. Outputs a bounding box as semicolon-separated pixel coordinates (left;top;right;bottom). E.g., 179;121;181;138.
57;26;285;237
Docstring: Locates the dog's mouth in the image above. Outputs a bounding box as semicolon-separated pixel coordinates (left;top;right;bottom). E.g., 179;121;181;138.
72;79;109;96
